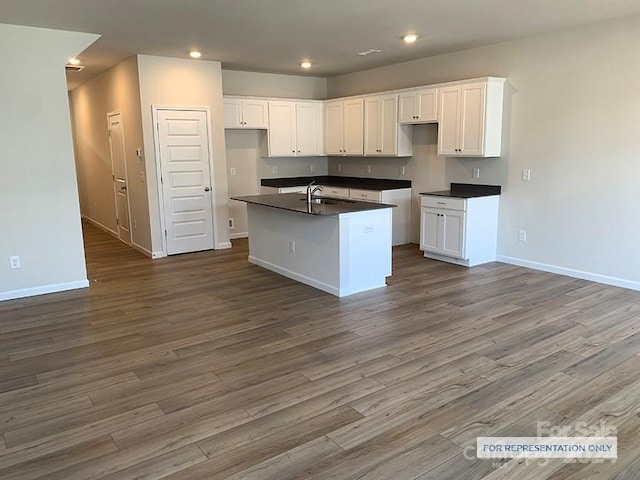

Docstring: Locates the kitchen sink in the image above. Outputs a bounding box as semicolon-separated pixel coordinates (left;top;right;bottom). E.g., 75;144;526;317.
301;197;355;205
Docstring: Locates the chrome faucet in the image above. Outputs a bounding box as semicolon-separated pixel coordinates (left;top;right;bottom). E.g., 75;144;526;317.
306;180;323;203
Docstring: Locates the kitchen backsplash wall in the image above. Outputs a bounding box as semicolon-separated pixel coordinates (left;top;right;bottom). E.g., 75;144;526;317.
328;124;446;243
225;129;328;238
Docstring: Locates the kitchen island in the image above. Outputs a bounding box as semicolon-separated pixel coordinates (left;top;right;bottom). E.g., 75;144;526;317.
231;193;394;297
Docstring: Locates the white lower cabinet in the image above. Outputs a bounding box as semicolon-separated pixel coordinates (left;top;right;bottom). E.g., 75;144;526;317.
420;194;499;266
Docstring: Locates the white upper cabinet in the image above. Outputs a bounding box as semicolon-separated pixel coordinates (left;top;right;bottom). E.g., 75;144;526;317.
223;98;268;129
398;88;438;124
267;101;324;157
437;78;505;157
325;98;364;156
364;94;412;157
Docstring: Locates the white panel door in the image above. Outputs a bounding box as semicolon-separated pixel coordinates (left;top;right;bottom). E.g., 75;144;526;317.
107;113;131;245
398;92;418;123
343;98;364;155
325;101;344;155
420;208;440;253
437;86;461;155
364;97;381;155
379;95;398;155
268;102;296;156
296;102;322;155
241;100;268;128
460;82;486;156
442;210;465;258
157;109;215;255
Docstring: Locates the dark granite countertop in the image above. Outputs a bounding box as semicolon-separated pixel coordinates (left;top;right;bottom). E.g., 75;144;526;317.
231;193;396;216
261;176;411;191
420;183;501;198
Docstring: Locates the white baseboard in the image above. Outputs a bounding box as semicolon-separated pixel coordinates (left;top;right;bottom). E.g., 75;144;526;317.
230;232;248;240
496;255;640;292
0;280;90;302
217;242;233;249
81;215;117;237
131;242;153;258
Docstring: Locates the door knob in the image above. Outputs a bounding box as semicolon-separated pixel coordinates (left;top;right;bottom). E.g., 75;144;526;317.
204;187;211;192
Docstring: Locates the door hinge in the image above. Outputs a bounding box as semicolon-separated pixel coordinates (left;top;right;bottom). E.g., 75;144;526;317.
164;229;167;237
112;175;115;182
116;218;120;226
160;176;163;185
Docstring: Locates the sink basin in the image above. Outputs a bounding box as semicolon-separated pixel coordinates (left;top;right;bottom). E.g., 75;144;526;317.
300;197;354;205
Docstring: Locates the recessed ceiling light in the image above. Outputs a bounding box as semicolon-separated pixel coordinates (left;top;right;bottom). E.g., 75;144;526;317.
189;50;202;59
357;49;382;56
403;34;419;44
300;61;312;69
68;57;80;65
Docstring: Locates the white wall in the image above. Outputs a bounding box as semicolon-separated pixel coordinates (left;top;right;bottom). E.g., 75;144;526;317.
70;57;151;253
327;15;640;289
0;24;99;300
137;55;231;254
222;70;330;238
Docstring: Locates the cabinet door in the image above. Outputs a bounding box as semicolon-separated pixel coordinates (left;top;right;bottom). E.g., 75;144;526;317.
459;82;486;156
437;86;461;156
296;102;323;156
241;100;268;129
379;95;398;156
223;99;242;128
325;101;344;155
420;208;441;253
417;89;438;123
441;210;466;258
343;99;364;155
364;96;381;155
268;101;296;156
398;92;418;123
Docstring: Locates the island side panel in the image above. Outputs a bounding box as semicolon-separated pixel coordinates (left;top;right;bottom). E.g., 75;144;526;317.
246;204;342;295
338;208;393;296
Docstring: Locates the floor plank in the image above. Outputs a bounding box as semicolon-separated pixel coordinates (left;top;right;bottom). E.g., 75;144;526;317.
0;222;638;479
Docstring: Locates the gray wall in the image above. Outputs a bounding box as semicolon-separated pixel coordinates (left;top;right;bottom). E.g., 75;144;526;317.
0;24;98;300
326;15;640;288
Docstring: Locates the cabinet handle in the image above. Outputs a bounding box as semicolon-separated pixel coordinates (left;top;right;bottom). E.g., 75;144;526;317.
437;202;445;205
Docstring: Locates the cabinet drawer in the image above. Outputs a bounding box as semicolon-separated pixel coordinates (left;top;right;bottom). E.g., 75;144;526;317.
349;189;382;202
278;186;307;194
319;186;350;199
421;195;466;211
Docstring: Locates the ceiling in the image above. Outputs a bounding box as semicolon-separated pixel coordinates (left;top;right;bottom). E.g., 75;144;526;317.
2;0;640;90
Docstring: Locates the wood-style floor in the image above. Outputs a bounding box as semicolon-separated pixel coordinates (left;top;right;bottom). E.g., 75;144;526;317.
1;223;640;479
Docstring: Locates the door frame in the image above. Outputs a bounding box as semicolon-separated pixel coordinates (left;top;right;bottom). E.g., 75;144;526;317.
107;111;133;245
151;105;218;257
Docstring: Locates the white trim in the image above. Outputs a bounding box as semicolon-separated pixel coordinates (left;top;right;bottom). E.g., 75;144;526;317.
229;232;248;240
217;242;233;249
151;105;219;255
131;242;153;258
496;255;640;292
0;280;90;302
81;215;118;237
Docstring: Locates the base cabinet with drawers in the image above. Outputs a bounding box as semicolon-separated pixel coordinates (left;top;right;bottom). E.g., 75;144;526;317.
420;194;499;266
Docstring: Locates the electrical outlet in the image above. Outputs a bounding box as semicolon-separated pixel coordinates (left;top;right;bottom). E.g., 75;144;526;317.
272;166;278;174
364;225;374;234
522;169;531;181
518;230;527;242
288;239;296;253
366;165;372;174
472;167;480;179
399;166;406;176
230;167;236;176
310;164;316;173
337;163;342;173
9;256;21;269
229;218;235;229
133;220;137;230
139;171;145;183
136;148;143;158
